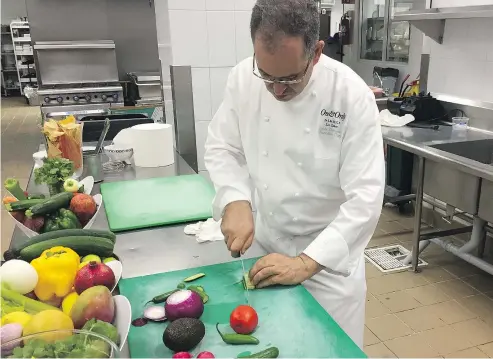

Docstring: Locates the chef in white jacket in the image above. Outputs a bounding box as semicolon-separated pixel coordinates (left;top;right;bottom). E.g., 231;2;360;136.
204;0;385;348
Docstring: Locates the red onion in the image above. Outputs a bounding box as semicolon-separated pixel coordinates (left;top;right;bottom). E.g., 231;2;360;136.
165;290;204;321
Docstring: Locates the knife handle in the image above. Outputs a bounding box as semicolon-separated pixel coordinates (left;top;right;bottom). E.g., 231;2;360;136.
231;251;240;258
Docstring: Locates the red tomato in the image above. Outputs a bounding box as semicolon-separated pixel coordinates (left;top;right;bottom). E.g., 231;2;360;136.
230;305;258;334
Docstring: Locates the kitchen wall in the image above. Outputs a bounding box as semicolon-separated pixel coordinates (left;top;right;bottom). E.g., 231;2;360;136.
1;0;27;25
167;0;256;178
424;2;493;102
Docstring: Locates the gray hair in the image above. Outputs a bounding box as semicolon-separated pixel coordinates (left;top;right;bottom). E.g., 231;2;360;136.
250;0;320;57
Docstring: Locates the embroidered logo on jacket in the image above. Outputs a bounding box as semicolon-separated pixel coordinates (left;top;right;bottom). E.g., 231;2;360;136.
319;109;346;137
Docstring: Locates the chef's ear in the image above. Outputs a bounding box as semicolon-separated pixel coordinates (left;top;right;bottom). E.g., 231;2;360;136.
313;40;325;65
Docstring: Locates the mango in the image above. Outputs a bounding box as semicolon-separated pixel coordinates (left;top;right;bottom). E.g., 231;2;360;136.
70;286;115;329
23;310;74;342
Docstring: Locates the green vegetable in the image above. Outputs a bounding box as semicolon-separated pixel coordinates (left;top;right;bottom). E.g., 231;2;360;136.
78;184;85;193
216;323;259;345
177;282;186;289
27;194;46;200
187;285;209;304
43;208;81;232
7;229;116;258
243;273;255;290
34;157;74;195
5;198;45;212
239;347;279;358
25;191;73;217
82;318;120;345
4;178;27;200
8;319;119;358
1;284;60;314
183;273;205;282
147;289;179;304
19;236;114;262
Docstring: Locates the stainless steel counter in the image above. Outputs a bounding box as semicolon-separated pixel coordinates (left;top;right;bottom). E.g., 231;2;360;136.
9;151;266;279
382;126;493;181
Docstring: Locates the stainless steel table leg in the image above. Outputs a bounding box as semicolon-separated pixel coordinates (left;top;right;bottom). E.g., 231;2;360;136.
412;156;425;272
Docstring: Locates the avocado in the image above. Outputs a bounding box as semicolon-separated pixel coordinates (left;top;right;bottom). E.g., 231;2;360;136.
163;318;205;352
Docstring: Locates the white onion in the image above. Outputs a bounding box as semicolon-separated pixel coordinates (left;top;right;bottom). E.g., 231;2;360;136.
0;259;38;294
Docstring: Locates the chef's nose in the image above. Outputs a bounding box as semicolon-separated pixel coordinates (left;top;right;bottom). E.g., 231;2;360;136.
273;83;288;96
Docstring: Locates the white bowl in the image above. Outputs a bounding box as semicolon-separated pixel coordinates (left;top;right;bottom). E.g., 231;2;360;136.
104;145;134;164
5;194;102;238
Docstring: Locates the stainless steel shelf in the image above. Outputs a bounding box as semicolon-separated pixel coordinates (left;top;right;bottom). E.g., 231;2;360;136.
395;5;493;44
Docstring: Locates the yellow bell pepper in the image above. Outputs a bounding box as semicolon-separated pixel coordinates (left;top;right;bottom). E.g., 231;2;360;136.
30;246;80;302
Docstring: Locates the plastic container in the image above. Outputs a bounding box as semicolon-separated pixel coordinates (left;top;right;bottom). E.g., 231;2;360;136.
452;117;469;130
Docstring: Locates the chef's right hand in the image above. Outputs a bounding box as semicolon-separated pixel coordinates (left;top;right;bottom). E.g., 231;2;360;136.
221;200;254;256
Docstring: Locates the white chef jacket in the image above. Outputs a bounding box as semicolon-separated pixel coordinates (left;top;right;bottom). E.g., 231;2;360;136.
204;54;385;278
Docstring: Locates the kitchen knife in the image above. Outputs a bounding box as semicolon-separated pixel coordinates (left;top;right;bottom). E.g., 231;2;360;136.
232;251;250;304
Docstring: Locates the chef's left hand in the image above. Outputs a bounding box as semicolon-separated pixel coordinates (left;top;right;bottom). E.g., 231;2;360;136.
250;253;322;288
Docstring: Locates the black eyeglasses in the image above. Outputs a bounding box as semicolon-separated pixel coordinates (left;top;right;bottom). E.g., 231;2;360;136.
252;53;312;85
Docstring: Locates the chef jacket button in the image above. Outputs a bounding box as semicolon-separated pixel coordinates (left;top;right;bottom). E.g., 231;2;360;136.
263;184;269;190
264;116;270;122
293;217;298;222
269;211;274;216
304;128;311;134
311;91;317;97
294;192;300;197
262;150;268;157
297;162;303;167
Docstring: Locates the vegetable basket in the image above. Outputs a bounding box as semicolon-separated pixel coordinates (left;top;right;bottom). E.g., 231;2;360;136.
5;194;103;238
0;295;131;358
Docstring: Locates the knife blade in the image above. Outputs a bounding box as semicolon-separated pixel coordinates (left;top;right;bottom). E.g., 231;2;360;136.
232;251;250;304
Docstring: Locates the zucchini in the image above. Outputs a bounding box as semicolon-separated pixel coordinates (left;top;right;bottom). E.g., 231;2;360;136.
243;273;255;290
19;236;114;261
183;273;206;282
27;194;46;200
5;198;45;212
25;192;73;217
9;229;117;257
240;347;279;358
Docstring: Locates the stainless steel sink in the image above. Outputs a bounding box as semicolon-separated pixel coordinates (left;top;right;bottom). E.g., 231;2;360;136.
430;139;493;165
423;139;493;218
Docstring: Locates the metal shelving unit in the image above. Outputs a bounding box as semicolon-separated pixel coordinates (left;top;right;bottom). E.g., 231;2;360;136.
10;20;36;95
1;24;18;96
394;5;493;44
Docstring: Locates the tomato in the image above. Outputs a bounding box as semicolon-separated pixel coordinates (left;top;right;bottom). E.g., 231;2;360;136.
229;305;258;334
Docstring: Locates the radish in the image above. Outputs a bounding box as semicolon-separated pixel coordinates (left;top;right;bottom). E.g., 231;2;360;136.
172;352;192;358
165;290;204;321
197;351;215;358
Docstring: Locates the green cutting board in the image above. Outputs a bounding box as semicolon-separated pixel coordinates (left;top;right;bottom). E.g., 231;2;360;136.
119;258;366;358
100;175;215;232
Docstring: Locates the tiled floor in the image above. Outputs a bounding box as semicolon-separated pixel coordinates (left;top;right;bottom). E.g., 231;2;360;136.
2;97;493;358
1;97;43;251
365;208;493;358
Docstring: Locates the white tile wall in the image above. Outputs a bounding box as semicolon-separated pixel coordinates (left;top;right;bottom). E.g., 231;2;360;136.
207;11;237;67
154;0;171;45
169;10;209;66
234;0;256;11
206;0;235;10
235;11;253;62
168;0;206;10
191;68;212;122
195;120;210;171
210;67;233;115
427;18;493;102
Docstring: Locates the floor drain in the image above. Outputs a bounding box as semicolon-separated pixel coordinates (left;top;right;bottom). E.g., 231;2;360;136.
364;244;428;273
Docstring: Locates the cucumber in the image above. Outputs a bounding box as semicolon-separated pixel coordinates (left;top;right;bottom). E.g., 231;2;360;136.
9;229;116;256
19;236;114;261
183;273;206;282
25;192;73;217
5;198;45;212
240;347;279;358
